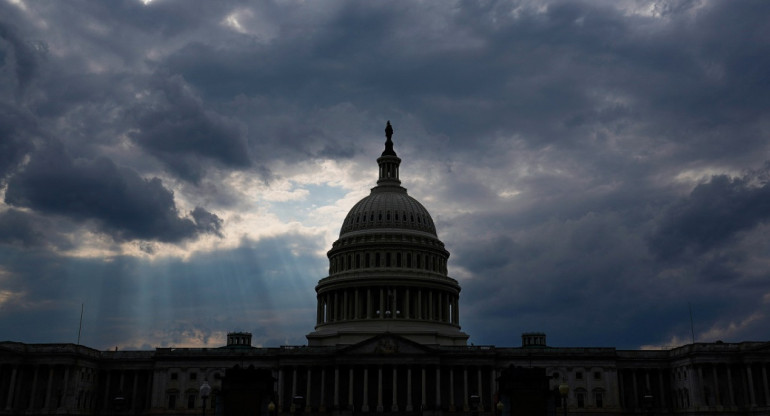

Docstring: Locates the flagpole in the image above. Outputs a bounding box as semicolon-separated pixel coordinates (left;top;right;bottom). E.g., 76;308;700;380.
77;303;84;345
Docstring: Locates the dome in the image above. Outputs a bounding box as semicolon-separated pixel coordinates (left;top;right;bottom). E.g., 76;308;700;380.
339;187;437;236
307;121;468;347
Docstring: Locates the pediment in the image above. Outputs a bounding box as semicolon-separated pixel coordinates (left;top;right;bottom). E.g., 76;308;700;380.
340;333;437;356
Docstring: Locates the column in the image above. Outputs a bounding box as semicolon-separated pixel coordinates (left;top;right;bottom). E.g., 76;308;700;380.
428;291;434;320
278;368;285;412
712;366;721;406
747;365;756;407
334;292;339;321
132;371;139;410
454;296;460;324
362;367;369;412
320;368;326;412
417;290;422;320
376;366;383;412
490;369;496;411
367;289;372;319
149;369;164;410
631;370;638;408
727;366;735;407
449;368;455;411
478;368;484;411
305;369;312;413
405;289;410;319
343;291;348;320
145;371;152;411
355;290;360;319
379;288;385;319
29;365;39;410
393;290;398;318
762;365;769;410
334;367;340;410
658;370;665;410
421;367;427;410
391;367;398;411
406;367;413;412
291;368;297;397
463;367;469;411
452;296;460;325
348;368;354;410
5;365;17;410
60;366;70;410
698;366;706;407
618;370;626;409
44;366;54;410
435;367;441;409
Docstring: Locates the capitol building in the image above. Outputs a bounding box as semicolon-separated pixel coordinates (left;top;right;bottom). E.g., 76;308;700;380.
1;123;769;416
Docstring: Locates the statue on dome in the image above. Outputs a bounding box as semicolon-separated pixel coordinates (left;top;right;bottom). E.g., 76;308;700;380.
385;121;393;141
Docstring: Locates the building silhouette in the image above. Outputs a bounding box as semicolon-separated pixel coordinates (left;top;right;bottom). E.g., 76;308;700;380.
1;123;769;416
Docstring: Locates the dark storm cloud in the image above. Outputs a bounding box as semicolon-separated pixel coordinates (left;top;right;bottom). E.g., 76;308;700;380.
1;0;769;350
0;104;36;182
0;18;40;95
4;144;222;243
650;168;770;260
127;74;251;183
0;209;45;248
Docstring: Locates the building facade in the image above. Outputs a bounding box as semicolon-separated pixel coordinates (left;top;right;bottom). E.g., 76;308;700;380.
1;123;769;416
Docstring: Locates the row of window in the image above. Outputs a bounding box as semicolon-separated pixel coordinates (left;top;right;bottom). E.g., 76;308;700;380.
552;370;603;381
329;251;446;274
348;210;431;227
169;371;220;381
167;393;217;410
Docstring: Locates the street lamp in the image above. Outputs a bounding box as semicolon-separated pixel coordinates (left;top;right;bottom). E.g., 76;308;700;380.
268;401;276;416
496;400;503;416
643;392;654;416
200;381;211;416
469;395;480;416
292;395;304;415
113;393;126;412
559;380;569;416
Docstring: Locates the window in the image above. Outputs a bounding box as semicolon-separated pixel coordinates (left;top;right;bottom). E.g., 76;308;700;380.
190;373;197;381
595;392;603;408
575;371;583;380
170;373;178;381
168;395;176;409
188;394;196;409
594;371;601;380
577;393;585;408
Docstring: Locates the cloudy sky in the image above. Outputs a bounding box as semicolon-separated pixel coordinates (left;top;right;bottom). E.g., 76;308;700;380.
1;0;769;351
